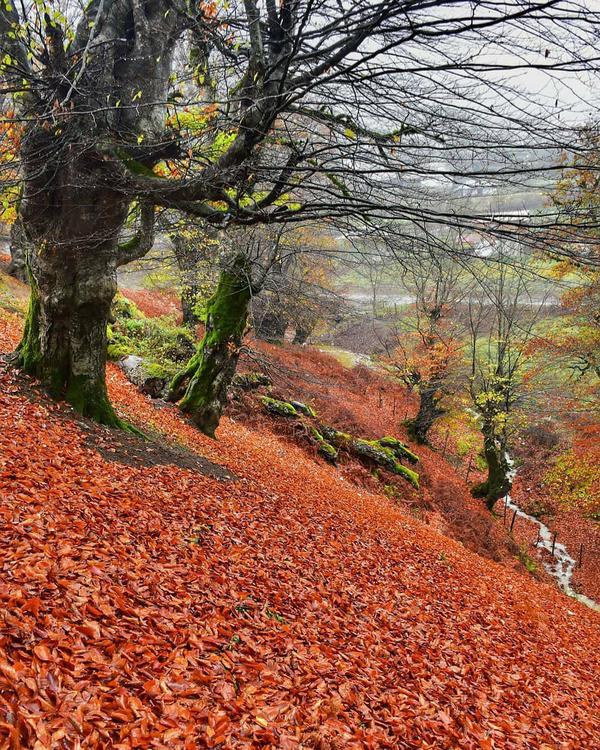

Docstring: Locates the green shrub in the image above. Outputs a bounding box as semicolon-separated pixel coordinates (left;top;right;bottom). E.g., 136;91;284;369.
107;295;196;379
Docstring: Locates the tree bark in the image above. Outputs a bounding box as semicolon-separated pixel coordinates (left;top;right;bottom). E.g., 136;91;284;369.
407;383;444;444
14;240;125;424
7;215;28;283
171;235;204;327
471;427;512;511
168;254;252;436
13;128;132;425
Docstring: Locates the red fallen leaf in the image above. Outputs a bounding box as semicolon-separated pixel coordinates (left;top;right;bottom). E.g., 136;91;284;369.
213;713;230;734
21;597;42;617
33;644;52;661
80;620;101;639
142;679;161;697
0;661;19;682
216;680;235;701
163;728;181;741
0;723;21;749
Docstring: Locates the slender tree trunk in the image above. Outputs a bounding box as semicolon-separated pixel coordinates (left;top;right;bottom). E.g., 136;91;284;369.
254;308;287;343
172;235;203;327
181;283;202;327
168;254;252;436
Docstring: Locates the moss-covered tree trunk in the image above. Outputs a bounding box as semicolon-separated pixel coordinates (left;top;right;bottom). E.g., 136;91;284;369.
168;254;252;436
471;425;512;511
14;238;125;426
13;140;131;426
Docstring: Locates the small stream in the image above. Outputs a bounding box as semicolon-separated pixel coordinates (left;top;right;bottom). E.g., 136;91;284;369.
316;351;599;613
503;454;599;612
503;493;600;612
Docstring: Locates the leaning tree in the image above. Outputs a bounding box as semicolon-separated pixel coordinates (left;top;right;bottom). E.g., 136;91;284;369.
1;0;599;429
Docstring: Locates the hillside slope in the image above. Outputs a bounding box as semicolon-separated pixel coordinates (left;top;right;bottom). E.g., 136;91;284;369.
0;303;599;748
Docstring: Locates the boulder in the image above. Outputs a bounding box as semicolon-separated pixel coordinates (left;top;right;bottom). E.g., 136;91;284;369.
118;355;168;398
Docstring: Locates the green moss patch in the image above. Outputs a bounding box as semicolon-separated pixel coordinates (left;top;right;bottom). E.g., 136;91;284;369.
379;435;419;464
262;396;299;417
232;372;272;390
108;294;196;380
310;428;338;463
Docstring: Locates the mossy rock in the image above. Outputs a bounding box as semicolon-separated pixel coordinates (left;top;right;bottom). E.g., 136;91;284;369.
320;425;352;448
311;428;338;463
290;400;317;418
261;396;299;417
117;355;168;398
379;436;419;464
351;439;420;488
107;340;132;361
352;439;398;470
232;372;272;390
390;463;420;488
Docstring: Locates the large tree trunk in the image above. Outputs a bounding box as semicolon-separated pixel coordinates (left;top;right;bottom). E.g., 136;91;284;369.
168;254;252;436
13;136;131;425
14;238;125;425
407;383;444;444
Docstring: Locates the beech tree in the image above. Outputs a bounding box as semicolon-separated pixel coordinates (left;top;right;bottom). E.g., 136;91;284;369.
166;224;288;435
467;245;547;510
1;0;599;429
251;228;338;345
383;244;467;443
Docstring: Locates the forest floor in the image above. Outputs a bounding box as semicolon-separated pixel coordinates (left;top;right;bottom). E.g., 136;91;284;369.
0;263;599;748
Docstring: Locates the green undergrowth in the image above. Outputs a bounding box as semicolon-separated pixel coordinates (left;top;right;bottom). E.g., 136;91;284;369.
517;545;538;574
108;293;196;379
